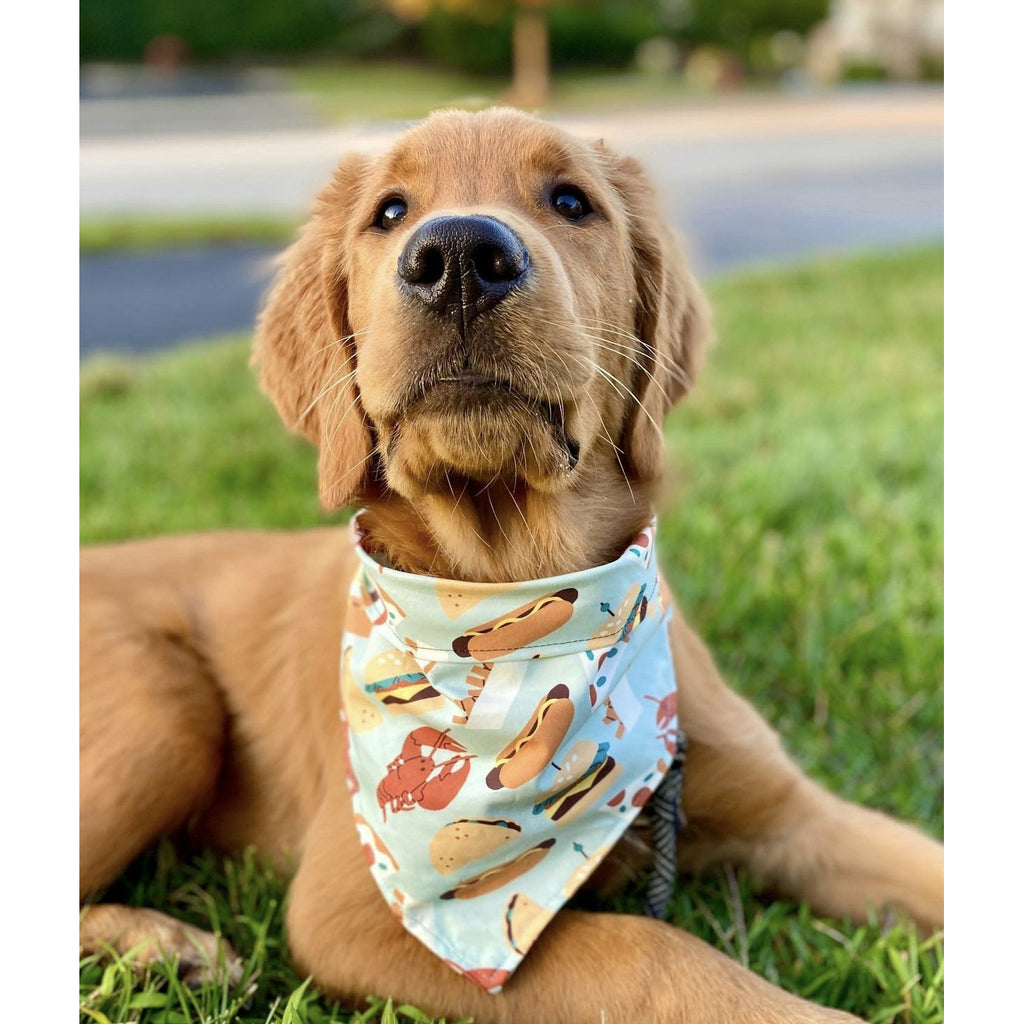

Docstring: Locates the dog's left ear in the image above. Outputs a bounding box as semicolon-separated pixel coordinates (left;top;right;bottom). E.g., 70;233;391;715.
252;153;376;510
595;143;712;484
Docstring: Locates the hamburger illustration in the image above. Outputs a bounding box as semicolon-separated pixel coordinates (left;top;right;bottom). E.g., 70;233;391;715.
588;583;648;650
341;646;384;732
533;739;622;825
362;649;444;713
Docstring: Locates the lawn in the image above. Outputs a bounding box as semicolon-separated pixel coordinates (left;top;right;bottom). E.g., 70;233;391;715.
286;63;713;125
79;247;944;1024
79;216;299;255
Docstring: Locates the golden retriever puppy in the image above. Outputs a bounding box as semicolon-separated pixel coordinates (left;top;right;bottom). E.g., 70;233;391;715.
80;108;942;1023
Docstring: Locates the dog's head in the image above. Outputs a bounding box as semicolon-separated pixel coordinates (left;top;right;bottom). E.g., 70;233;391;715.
254;108;709;572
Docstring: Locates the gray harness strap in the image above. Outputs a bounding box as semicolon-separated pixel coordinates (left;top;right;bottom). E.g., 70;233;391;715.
642;734;688;920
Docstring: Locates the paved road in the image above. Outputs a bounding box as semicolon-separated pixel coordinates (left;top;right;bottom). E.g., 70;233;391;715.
80;64;323;136
80;89;943;357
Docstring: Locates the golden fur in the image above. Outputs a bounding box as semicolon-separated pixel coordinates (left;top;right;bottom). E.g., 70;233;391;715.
80;108;942;1023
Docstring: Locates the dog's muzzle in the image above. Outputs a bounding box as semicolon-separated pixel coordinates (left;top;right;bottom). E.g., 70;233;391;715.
397;215;531;333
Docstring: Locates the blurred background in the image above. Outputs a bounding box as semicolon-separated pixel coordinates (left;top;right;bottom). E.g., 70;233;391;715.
79;0;943;357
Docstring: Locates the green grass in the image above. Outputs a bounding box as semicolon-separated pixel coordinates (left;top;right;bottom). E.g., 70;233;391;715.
80;247;943;1023
288;62;502;123
287;63;711;125
80;216;300;254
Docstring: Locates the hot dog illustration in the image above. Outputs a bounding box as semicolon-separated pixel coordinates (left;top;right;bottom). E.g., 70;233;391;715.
533;739;622;825
485;684;574;790
429;817;523;875
452;588;577;659
363;650;444;714
440;838;555;900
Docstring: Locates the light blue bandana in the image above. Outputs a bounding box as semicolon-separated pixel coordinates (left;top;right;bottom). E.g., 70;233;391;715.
340;517;679;993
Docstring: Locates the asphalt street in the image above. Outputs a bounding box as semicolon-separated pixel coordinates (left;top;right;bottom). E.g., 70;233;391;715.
80;88;943;357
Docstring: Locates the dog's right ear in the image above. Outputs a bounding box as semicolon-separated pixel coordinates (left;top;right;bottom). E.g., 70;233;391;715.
252;153;376;510
593;143;712;486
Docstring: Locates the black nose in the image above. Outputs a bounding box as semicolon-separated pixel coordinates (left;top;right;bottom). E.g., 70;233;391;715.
397;215;530;330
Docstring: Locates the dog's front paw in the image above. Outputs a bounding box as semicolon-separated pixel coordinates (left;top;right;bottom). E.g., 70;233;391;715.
161;920;244;988
80;904;244;988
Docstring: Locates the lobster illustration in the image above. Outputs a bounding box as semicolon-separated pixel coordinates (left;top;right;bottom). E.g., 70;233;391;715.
376;727;474;819
645;692;680;754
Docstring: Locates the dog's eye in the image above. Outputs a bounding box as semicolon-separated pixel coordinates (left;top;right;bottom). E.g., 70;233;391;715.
373;197;408;230
551;185;591;222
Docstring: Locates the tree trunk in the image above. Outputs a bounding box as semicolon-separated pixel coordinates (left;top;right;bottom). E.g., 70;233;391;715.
510;2;550;107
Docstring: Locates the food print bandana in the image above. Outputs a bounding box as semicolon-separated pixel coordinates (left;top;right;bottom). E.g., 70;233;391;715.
340;516;680;993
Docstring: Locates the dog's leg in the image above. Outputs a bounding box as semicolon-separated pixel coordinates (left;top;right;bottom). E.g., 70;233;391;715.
286;773;862;1024
80;582;226;894
671;616;943;931
80;905;243;986
80;568;236;973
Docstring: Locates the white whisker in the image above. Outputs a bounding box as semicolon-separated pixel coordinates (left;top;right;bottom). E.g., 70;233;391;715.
293;367;359;427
